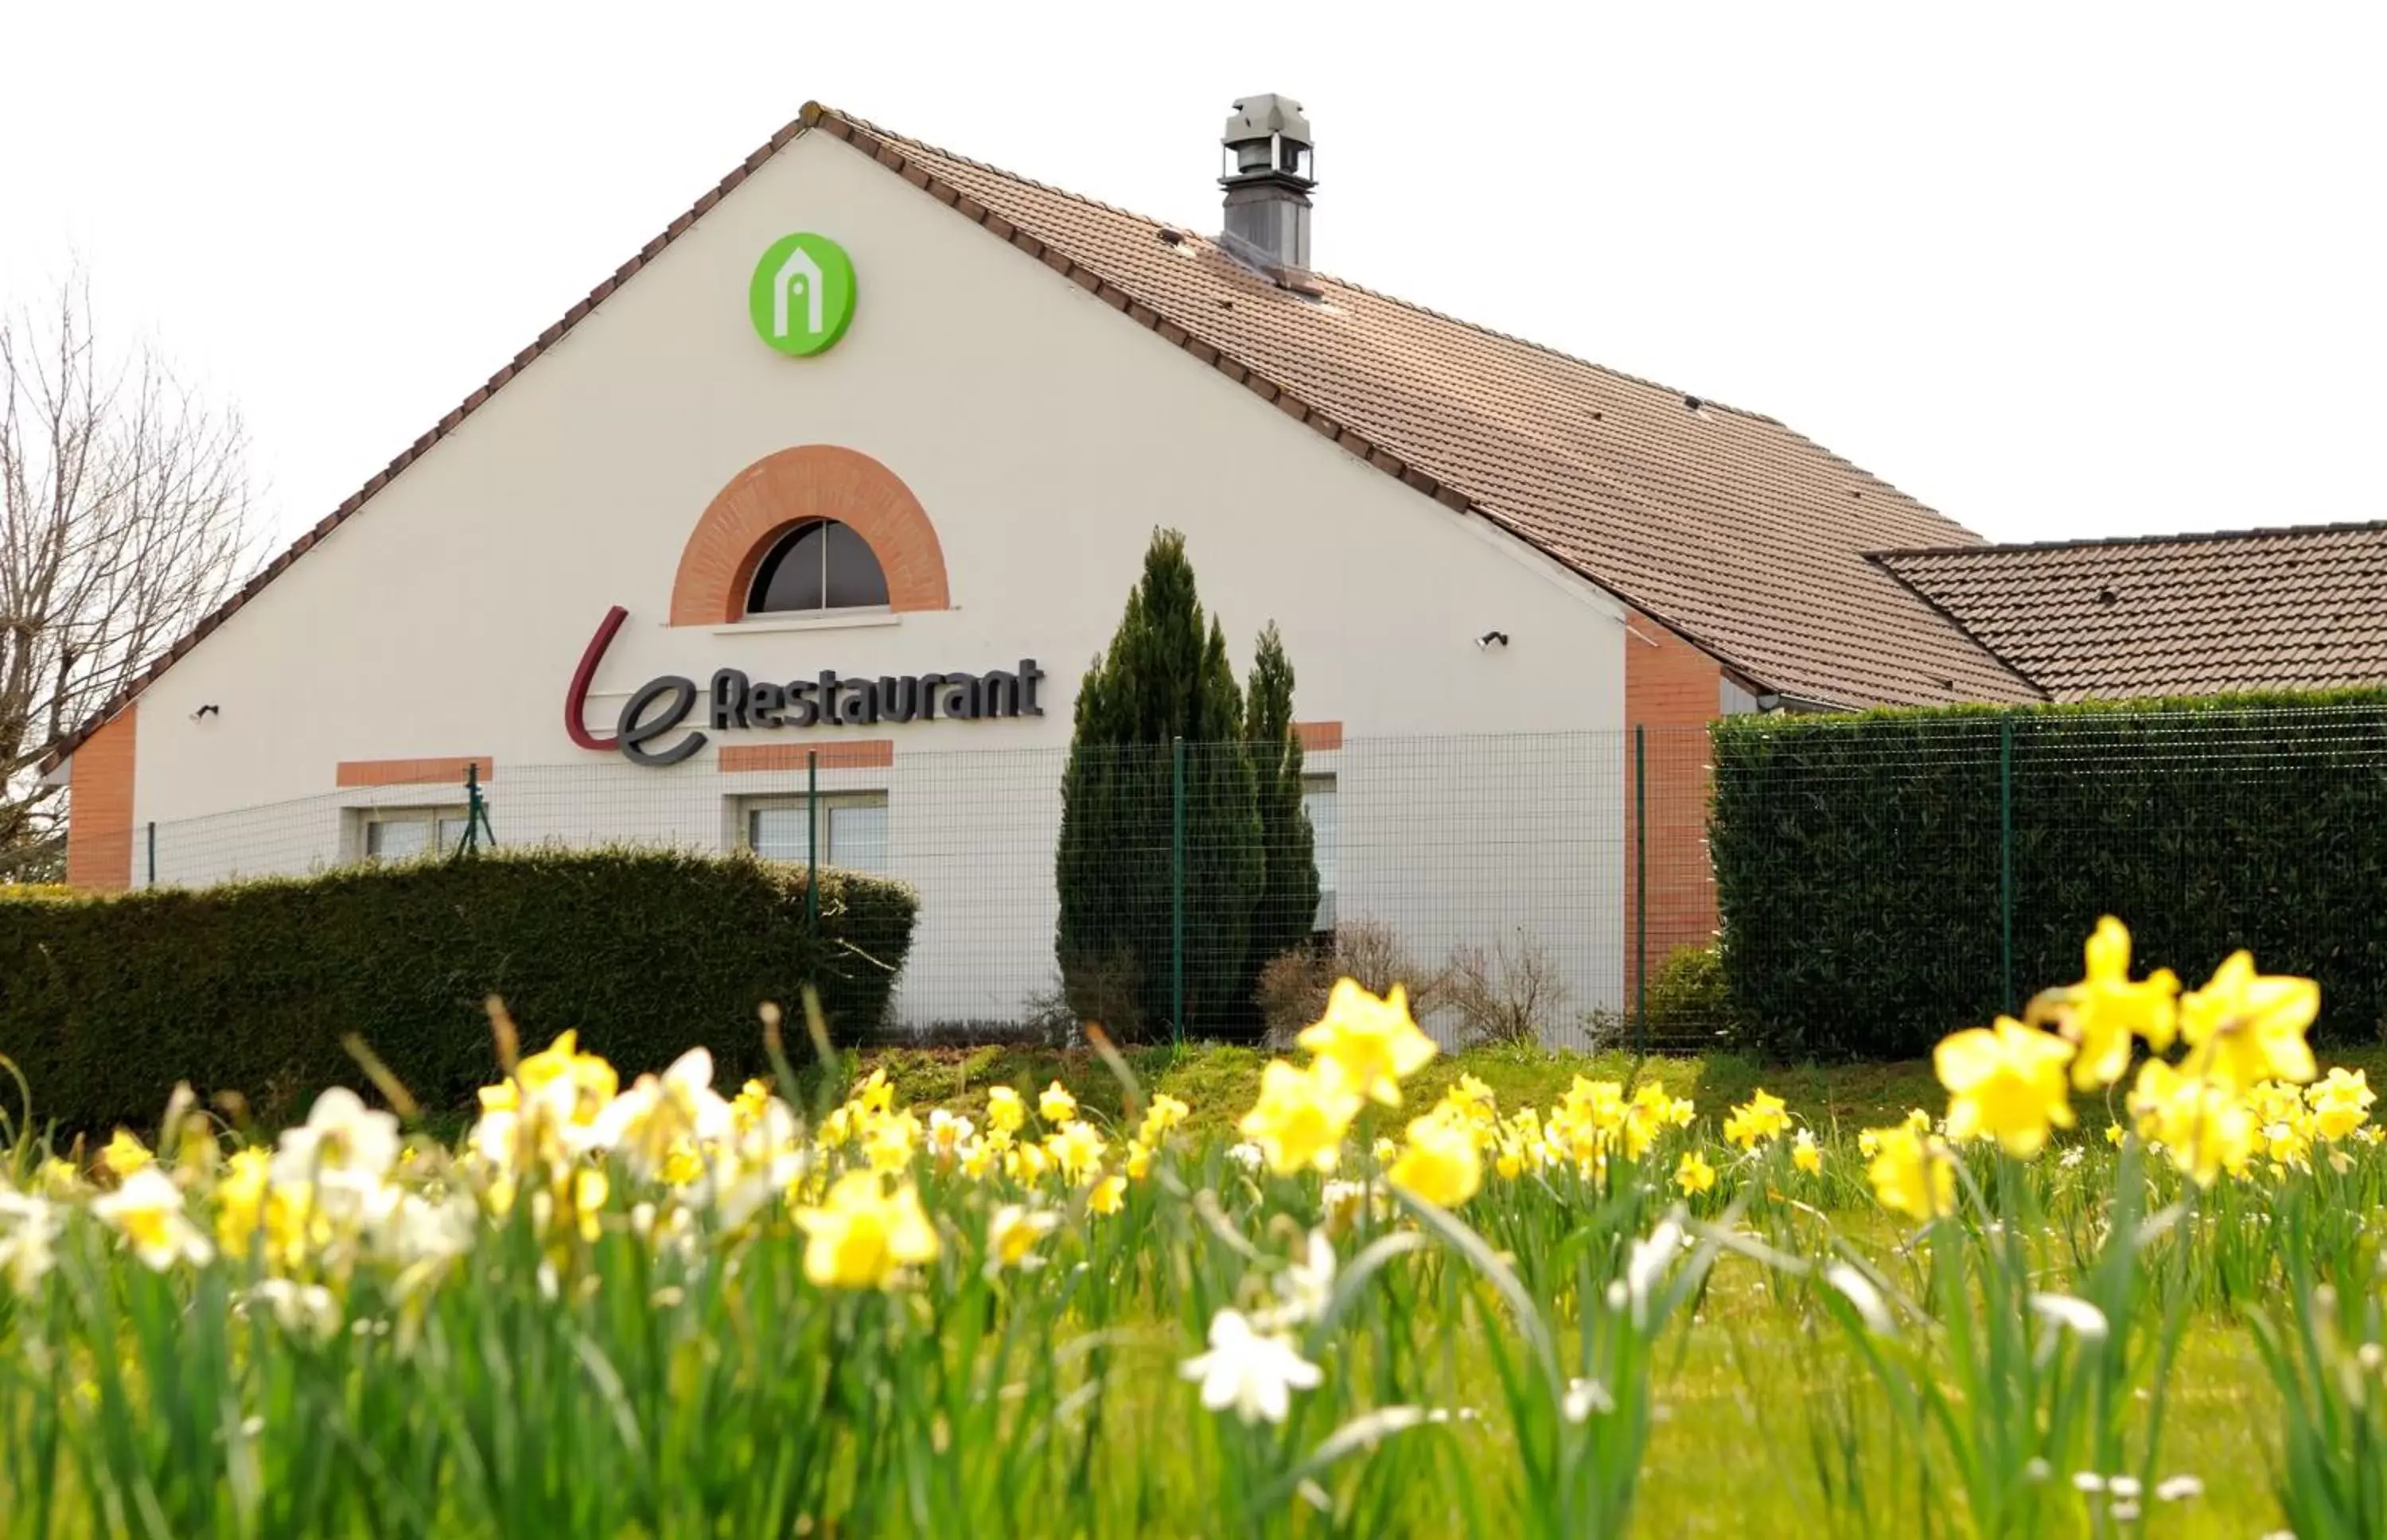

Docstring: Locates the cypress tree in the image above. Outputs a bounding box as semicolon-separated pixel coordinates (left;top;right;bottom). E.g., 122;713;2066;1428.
1244;622;1320;1000
1055;530;1262;1040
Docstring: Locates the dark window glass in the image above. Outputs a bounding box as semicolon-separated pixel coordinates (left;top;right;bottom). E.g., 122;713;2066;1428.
747;518;893;615
822;520;890;609
748;523;828;612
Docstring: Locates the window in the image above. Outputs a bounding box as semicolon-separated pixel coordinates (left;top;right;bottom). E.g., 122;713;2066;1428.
743;792;890;873
361;806;472;861
1301;774;1337;931
746;519;890;616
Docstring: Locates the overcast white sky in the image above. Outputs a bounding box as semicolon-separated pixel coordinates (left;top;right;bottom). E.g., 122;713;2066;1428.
4;2;2380;555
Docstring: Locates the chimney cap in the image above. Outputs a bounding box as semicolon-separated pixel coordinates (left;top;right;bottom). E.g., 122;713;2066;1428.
1224;93;1312;150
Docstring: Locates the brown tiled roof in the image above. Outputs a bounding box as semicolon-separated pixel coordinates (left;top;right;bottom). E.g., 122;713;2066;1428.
1873;521;2387;702
825;112;2040;710
43;102;2036;772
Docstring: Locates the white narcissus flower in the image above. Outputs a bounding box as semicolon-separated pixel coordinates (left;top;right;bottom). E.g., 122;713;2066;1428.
1180;1308;1322;1425
2029;1292;2110;1342
91;1166;215;1271
1622;1219;1684;1325
0;1188;63;1297
1271;1231;1337;1328
591;1048;734;1177
240;1279;342;1342
1824;1262;1896;1336
272;1088;402;1191
2155;1475;2204;1503
1225;1142;1265;1172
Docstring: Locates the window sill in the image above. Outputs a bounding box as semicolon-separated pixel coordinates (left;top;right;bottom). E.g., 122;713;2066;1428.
715;610;901;637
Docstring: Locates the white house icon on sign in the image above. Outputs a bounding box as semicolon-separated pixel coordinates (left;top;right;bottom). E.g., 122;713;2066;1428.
773;247;825;338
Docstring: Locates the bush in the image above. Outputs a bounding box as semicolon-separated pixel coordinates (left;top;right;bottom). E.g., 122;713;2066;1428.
0;848;917;1134
1254;918;1446;1048
1711;690;2387;1060
1641;944;1736;1041
1444;929;1570;1048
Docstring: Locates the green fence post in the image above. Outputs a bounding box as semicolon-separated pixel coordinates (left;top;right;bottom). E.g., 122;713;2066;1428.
807;748;820;935
1635;725;1647;1057
458;763;493;856
2000;716;2015;1017
1171;735;1186;1048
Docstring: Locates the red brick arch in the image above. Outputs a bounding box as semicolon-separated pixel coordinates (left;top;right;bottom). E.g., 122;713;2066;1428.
670;445;950;624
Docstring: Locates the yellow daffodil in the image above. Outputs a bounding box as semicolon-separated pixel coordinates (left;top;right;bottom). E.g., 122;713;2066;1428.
1722;1090;1789;1150
33;1157;82;1200
2029;916;2181;1089
1296;979;1436;1106
2308;1068;2376;1141
1792;1129;1823;1176
2176;951;2320;1092
984;1204;1057;1274
1238;1060;1362;1176
1038;1082;1078;1126
99;1130;154;1180
514;1031;620;1135
1385;1113;1481;1208
1934;1017;2076;1159
1137;1093;1191;1146
791;1171;940;1289
1003;1138;1053;1184
851;1068;894;1115
1675;1149;1717;1195
1088;1174;1127;1216
1863;1123;1957;1223
985;1087;1027;1135
2128;1059;2257;1187
1437;1074;1500;1130
1046;1120;1108;1184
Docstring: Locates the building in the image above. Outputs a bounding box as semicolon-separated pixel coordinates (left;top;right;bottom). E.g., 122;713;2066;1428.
41;98;2379;1036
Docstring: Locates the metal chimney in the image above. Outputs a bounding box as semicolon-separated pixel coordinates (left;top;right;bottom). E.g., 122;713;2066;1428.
1219;94;1314;274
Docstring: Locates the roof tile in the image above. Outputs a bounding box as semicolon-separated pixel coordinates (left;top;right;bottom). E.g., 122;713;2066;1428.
1875;523;2387;701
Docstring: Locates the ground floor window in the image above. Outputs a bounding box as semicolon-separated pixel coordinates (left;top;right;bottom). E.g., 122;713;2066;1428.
1302;773;1337;931
742;792;890;873
360;806;472;861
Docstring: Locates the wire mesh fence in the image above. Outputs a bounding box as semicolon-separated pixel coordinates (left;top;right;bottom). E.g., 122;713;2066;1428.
1711;700;2387;1056
129;702;2386;1056
138;729;1711;1051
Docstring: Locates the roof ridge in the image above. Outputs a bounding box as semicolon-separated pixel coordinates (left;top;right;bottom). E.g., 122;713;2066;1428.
1875;516;2387;562
838;108;1807;432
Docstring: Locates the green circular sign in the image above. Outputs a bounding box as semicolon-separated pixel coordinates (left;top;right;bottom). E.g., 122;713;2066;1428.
748;232;856;356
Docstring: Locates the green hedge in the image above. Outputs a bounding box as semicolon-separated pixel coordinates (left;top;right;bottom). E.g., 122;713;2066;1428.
0;849;918;1134
1711;690;2387;1060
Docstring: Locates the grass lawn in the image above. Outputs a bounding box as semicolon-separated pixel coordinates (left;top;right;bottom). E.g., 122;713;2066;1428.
851;1034;2387;1140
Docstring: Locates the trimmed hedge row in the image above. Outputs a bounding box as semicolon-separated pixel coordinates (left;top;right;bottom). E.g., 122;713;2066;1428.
0;849;918;1134
1711;690;2387;1061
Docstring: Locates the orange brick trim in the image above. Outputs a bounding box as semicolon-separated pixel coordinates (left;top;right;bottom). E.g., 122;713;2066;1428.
671;445;950;625
336;756;495;788
720;739;895;772
65;706;137;892
1625;609;1723;997
1295;720;1344;752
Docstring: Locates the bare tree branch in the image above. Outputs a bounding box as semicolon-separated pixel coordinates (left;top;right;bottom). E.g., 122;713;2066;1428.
0;272;253;878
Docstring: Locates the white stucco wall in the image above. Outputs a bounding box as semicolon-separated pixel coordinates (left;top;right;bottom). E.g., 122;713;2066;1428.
122;128;1630;1035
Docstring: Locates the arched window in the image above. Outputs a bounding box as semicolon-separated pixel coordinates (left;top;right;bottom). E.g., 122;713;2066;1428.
745;518;891;615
